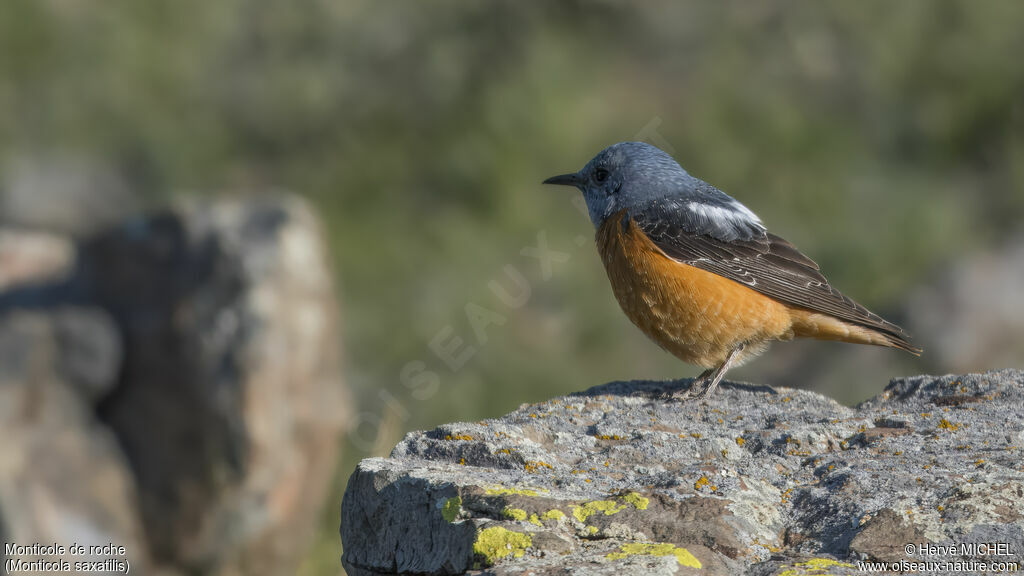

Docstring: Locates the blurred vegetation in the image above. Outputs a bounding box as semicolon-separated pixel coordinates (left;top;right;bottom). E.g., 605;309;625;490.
2;1;1023;574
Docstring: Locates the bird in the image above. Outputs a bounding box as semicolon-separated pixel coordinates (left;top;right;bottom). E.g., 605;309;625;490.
543;141;921;400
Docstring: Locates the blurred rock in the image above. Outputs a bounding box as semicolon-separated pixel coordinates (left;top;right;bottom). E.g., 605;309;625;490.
0;308;148;573
76;196;350;575
0;153;139;236
52;308;123;403
0;195;349;576
342;370;1024;575
0;228;75;292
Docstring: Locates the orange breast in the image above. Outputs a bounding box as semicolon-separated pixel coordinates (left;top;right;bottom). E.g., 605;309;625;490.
596;212;795;368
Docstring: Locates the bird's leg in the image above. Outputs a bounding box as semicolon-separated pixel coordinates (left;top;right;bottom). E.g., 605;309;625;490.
698;343;745;398
694;368;714;382
691;368;714;391
674;343;746;402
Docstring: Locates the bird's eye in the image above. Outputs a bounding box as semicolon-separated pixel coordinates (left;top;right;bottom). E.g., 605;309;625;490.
594;168;609;183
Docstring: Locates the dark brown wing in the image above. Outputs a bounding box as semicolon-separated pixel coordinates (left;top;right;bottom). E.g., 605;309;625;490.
630;209;920;353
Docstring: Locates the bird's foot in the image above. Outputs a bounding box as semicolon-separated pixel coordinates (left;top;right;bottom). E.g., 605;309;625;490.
661;344;746;403
661;370;713;402
668;382;707;403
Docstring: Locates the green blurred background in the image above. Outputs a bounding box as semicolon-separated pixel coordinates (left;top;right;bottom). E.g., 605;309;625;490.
2;1;1023;573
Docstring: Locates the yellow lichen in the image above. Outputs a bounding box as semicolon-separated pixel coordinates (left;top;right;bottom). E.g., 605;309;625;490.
444;433;474;441
473;527;532;564
571;492;649;522
587;525;598;535
694;476;711;491
541;509;565;521
605;542;701;569
776;557;855;576
528;514;542;526
620;492;649;510
735;437;746;447
571;500;623;522
441;496;462;522
502;507;527;521
484;486;546;497
524;460;553;473
937;418;962;432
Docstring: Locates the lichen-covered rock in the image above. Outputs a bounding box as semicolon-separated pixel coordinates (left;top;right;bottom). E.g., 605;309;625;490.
341;371;1024;575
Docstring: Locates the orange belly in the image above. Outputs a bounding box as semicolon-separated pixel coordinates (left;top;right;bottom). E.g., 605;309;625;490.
596;213;795;368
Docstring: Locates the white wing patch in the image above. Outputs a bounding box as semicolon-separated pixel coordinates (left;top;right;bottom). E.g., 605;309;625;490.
686;201;763;230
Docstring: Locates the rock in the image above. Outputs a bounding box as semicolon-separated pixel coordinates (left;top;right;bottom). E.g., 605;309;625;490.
341;370;1024;575
848;508;926;564
0;228;75;292
74;196;350;575
51;308;123;402
0;308;148;573
0;195;350;576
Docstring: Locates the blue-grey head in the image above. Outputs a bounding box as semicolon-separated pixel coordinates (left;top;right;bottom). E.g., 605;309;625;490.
543;141;763;240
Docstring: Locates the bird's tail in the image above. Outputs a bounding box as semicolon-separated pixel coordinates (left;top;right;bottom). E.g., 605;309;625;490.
789;309;922;355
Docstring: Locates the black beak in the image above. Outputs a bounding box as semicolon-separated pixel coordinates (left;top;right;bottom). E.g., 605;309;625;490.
542;173;581;187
